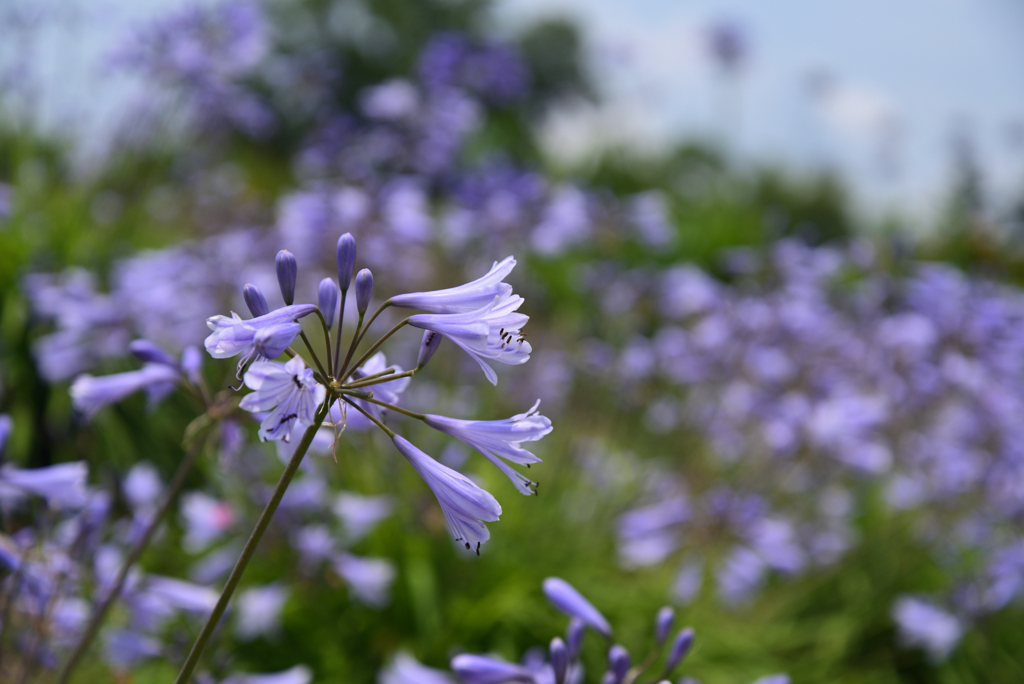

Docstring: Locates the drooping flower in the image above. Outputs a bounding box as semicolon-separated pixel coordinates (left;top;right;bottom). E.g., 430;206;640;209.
70;363;181;420
424;400;551;495
0;461;89;509
408;295;531;385
391;435;501;554
542;577;612;637
204;303;315;376
239;356;326;442
390;256;516;313
449;654;536;684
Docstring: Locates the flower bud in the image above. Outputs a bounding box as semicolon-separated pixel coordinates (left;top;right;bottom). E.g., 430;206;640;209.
243;283;269;317
417;330;442;368
608;645;630;684
355;268;373;314
275;250;297;305
318;278;338;327
566;618;586;660
252;322;302;359
128;339;177;367
665;627;695;673
336;233;357;291
550;637;568;684
655;606;675;646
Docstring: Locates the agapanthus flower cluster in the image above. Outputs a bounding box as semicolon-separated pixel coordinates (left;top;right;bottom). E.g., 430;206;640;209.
202;236;550;553
379;576;788;684
604;238;1024;657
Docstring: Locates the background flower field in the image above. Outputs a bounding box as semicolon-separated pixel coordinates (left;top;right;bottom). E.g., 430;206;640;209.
1;0;1023;682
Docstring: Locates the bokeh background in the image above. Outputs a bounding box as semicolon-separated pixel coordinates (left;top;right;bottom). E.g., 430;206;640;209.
1;0;1023;682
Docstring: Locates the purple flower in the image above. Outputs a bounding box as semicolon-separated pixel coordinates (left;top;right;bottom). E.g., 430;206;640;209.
333;492;394;542
892;597;964;662
0;461;89;509
542;577;612;637
235;584;289;640
332;553;396;607
409;295;531;385
392;435;501;554
424;400;551;496
318;278;338;327
218;665;313;684
0;413;12;454
450;654;536;684
379;652;455;684
204;303;315;375
665;628;695;672
391;256;516;313
253;322;303;359
70;364;181;420
606;645;630;684
239;356;327;442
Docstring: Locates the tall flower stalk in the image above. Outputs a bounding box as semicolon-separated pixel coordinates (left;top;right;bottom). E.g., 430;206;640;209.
169;236;549;680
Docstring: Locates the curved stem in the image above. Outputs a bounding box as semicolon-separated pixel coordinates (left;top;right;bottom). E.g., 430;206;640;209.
55;436;206;684
174;404;328;684
340;301;391;376
338;319;409;384
359;395;426;421
312;308;334;378
342;368;416;390
342;397;395;438
298;331;329;380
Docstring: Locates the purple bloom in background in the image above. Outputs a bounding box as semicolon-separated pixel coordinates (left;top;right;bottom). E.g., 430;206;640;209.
216;665;313;684
235;583;289;640
379;652;455;684
0;413;12;454
892;597;964;662
392;435;501;554
332;553;396;607
542;577;612;637
409;295;531;385
450;654;536;684
239;356;326;442
333;492;394;543
424;400;552;496
0;461;89;509
391;256;516;313
70;363;181;420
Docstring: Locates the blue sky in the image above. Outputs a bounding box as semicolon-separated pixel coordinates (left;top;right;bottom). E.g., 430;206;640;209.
498;0;1024;225
5;0;1023;226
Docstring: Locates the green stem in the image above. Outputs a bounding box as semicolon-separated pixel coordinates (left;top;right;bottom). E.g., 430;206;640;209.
333;290;348;373
342;368;417;390
342;397;395;437
359;395;426;421
340;301;391;376
174;404;328;684
313;308;334;378
298;331;329;380
339;319;409;384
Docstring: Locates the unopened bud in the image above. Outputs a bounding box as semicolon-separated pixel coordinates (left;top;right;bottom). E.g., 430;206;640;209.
417;330;442;368
655;606;675;646
355;268;373;314
550;637;568;684
336;233;357;291
128;339;177;367
608;645;630;684
318;278;338;327
243;283;269;317
275;250;297;305
665;627;695;673
567;618;586;660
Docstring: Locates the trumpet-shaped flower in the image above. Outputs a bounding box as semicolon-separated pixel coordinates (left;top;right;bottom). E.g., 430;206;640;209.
0;461;89;510
204;303;314;375
70;364;181;420
409;295;531;385
424;400;551;495
392;435;501;554
390;256;516;313
450;654;536;684
543;577;612;637
239;356;326;442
